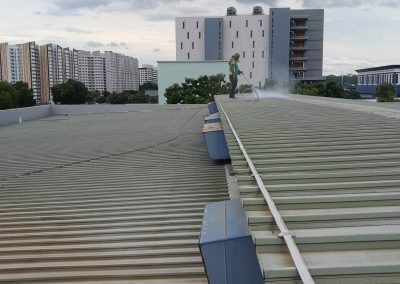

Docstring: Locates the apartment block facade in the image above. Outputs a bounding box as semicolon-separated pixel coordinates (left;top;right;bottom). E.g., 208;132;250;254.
176;7;324;86
105;51;139;93
139;64;158;86
63;48;79;82
1;42;140;103
39;44;63;103
0;42;41;102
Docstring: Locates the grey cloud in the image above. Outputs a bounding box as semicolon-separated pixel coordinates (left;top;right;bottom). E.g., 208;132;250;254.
109;42;127;47
153;48;161;52
86;41;105;47
47;0;111;15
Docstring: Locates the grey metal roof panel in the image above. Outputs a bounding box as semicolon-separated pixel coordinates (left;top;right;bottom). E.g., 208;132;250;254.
217;95;400;283
0;107;229;283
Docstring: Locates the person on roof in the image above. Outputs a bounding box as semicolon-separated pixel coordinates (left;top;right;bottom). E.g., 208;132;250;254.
228;53;242;99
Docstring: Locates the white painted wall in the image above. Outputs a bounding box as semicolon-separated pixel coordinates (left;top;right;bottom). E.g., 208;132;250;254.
157;61;229;105
0;105;51;127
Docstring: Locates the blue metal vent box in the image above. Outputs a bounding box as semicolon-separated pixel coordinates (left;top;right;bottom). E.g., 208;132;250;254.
205;113;221;124
199;200;264;284
208;102;218;114
203;123;230;160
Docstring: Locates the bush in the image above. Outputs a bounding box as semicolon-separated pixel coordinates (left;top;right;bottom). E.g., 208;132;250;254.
0;81;35;110
326;81;344;98
165;73;229;104
238;84;253;93
344;89;361;99
375;83;397;102
295;82;324;97
52;80;88;104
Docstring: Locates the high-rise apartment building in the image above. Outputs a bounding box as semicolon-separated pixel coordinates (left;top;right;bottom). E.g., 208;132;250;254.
105;51;139;93
39;44;63;103
139;64;158;86
176;7;324;86
62;48;79;82
77;50;106;93
0;42;41;102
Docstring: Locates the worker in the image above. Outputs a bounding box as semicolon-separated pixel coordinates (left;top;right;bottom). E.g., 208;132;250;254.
228;53;242;99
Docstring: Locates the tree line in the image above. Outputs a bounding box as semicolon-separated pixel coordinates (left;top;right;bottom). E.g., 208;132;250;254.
52;80;158;105
0;81;36;110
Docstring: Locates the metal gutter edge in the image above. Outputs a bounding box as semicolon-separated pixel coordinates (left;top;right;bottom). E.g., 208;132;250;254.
216;97;315;284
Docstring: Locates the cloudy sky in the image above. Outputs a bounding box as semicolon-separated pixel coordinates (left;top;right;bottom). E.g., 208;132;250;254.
0;0;399;75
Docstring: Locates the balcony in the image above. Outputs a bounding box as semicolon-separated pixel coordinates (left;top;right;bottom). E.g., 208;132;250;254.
290;35;308;40
290;66;307;71
290;56;307;61
290;25;308;30
290;45;307;51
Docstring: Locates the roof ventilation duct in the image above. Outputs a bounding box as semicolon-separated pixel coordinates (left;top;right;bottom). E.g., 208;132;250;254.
253;6;263;15
227;7;237;16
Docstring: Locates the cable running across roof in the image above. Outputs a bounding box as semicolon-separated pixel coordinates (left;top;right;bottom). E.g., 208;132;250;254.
216;98;315;284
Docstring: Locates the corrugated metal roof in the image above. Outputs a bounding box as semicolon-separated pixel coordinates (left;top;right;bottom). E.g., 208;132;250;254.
217;95;400;283
0;107;229;283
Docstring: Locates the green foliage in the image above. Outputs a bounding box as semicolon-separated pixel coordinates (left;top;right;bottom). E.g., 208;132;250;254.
238;84;253;93
86;90;101;104
326;74;358;87
108;92;129;104
127;93;150;104
326;81;345;98
149;96;158;104
0;81;36;110
375;83;397;102
295;82;324;97
164;73;229;104
0;81;18;110
52;80;88;104
14;81;36;108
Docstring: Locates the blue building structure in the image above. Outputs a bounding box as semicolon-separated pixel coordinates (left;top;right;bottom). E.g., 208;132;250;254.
356;65;400;96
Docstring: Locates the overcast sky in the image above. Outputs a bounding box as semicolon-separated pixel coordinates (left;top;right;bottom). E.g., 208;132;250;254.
0;0;399;75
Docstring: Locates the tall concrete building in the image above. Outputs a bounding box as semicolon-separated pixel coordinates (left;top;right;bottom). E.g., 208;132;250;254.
139;64;158;86
39;44;63;103
77;50;107;93
105;51;139;93
0;42;41;102
176;6;324;86
62;48;79;82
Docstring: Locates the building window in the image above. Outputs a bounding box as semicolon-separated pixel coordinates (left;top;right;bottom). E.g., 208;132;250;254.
229;20;232;28
187;52;190;59
246;20;248;27
250;72;252;79
232;41;234;48
199;32;201;39
187;32;190;39
250;30;253;38
253;41;255;48
252;51;255;58
192;42;194;49
183;21;185;29
259;20;263;27
236;31;239;38
262;51;264;58
252;62;255;68
243;51;245;58
180;42;183;49
196;21;199;28
262;30;265;37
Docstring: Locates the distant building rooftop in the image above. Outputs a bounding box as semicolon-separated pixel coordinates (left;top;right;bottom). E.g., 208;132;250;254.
356;64;400;73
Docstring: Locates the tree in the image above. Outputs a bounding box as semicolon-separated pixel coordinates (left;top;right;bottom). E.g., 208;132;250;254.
128;93;150;104
86;90;101;104
108;92;129;104
165;83;182;104
295;82;324;97
238;84;253;93
164;73;229;104
52;80;88;104
375;83;397;102
0;81;18;110
14;81;36;108
326;81;345;98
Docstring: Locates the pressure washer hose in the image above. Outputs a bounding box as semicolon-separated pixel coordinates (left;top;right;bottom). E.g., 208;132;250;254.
240;73;260;100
